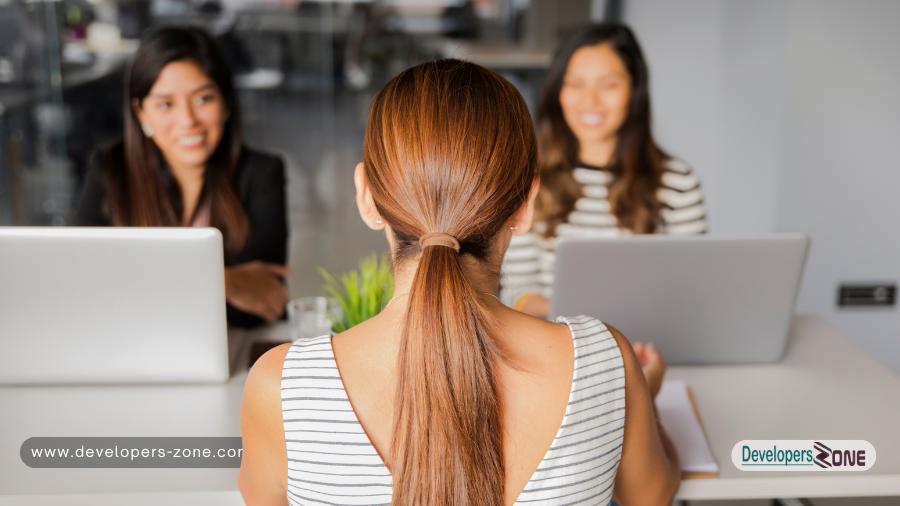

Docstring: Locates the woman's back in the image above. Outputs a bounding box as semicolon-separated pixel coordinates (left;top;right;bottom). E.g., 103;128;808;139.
238;59;680;506
280;305;625;505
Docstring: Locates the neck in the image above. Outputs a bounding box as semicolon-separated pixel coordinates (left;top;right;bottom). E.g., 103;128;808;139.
385;255;502;312
168;161;205;190
579;136;618;167
167;161;206;224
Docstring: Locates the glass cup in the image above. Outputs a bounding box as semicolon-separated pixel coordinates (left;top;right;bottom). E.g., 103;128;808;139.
286;296;339;340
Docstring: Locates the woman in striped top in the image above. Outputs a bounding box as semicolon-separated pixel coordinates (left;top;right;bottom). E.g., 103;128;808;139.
239;60;679;505
503;23;708;318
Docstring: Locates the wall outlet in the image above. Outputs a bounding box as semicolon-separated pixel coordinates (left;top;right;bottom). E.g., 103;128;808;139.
837;284;896;307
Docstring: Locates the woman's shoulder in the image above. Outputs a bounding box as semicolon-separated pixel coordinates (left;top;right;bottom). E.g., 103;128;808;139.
247;341;293;378
239;146;285;173
239;342;291;498
498;310;577;368
555;314;610;337
660;157;703;195
89;139;126;174
555;315;626;358
73;140;126;226
662;157;695;175
235;146;286;190
243;342;293;412
554;315;634;364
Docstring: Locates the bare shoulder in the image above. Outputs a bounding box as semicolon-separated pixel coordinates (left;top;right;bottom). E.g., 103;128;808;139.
603;323;639;370
497;309;574;372
239;343;292;502
330;316;381;368
242;342;292;432
244;342;292;402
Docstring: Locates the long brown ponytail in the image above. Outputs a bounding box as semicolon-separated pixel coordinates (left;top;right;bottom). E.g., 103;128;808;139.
363;59;538;505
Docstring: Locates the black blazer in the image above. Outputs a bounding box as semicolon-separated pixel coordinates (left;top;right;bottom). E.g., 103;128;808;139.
73;142;289;328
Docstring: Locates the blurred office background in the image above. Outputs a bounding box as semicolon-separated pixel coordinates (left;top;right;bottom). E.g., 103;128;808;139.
0;0;897;377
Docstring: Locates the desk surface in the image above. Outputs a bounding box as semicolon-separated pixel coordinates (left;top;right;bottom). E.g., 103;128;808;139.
0;371;246;498
670;315;900;500
1;314;898;502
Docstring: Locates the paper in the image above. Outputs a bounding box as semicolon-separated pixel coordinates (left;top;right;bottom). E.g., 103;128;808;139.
657;379;719;475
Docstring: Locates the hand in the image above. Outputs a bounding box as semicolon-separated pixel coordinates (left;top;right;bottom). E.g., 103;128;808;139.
225;261;290;322
633;341;666;399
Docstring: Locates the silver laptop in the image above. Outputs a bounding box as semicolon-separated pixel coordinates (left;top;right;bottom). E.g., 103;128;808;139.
0;227;229;384
551;234;809;364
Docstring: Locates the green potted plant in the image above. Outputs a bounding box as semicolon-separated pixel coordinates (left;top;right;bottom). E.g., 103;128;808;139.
318;254;394;332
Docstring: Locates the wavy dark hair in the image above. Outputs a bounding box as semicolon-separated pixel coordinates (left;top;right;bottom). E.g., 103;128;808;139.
99;25;248;253
536;22;667;235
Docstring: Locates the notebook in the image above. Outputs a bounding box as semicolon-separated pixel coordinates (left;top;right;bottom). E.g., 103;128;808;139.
657;379;719;477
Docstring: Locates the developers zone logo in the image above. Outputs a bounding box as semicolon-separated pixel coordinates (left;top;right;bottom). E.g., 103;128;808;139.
732;440;876;472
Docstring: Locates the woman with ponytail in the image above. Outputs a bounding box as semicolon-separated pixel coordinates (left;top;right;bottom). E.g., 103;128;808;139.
239;59;680;505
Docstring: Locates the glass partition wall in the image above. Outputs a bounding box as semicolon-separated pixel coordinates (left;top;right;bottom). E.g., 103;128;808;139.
1;1;74;225
0;0;601;295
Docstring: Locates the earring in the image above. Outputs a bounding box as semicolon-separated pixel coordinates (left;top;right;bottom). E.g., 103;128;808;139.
509;225;519;231
375;217;383;226
141;123;154;137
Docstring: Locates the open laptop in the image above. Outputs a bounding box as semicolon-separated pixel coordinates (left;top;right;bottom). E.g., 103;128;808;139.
551;234;809;364
0;227;229;384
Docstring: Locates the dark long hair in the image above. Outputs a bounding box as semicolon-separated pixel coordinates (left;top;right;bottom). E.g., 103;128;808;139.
536;22;666;235
102;25;248;253
363;59;537;505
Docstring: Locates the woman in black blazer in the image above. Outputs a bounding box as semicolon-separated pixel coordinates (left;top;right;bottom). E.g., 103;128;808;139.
74;26;288;328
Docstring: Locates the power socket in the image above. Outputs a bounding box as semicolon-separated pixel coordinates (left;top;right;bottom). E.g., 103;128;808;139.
837;283;896;307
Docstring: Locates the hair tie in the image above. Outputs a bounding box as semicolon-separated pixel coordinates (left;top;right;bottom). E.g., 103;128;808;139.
419;232;461;252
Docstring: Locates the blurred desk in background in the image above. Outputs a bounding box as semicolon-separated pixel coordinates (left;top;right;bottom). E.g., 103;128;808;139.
429;38;552;111
433;39;553;70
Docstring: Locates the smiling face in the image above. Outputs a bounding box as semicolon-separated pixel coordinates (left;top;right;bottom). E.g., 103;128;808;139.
135;59;226;173
558;43;632;149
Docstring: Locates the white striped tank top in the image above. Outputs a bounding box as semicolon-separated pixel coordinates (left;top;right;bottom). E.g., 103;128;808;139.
281;315;626;505
500;158;707;306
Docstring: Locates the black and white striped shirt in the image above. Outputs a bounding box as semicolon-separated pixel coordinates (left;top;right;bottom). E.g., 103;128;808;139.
281;315;626;505
501;159;707;306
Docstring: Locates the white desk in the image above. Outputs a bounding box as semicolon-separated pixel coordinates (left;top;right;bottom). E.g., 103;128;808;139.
671;315;900;500
1;315;898;503
0;491;244;506
0;371;246;503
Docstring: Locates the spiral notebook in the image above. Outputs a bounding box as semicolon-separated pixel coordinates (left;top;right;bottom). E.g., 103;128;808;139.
657;379;719;478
